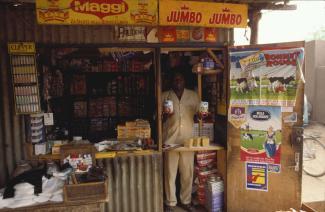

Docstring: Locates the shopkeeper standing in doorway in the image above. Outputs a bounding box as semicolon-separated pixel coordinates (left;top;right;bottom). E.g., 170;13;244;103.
162;71;200;212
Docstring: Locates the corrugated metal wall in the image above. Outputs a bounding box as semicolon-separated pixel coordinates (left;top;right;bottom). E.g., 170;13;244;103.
98;154;163;212
0;3;233;211
0;3;117;188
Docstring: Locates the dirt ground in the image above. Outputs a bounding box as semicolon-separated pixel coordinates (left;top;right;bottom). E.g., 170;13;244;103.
302;122;325;204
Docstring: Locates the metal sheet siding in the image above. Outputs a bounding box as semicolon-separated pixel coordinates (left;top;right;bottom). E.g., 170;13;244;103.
0;3;116;187
0;6;233;212
98;154;163;212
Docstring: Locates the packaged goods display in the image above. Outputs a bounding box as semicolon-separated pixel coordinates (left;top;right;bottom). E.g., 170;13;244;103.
117;119;151;139
195;151;218;205
10;54;41;114
193;123;214;142
40;48;155;143
29;114;45;144
202;75;217;119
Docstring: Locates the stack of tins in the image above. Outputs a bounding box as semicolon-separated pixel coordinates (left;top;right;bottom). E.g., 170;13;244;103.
205;176;224;212
195;151;218;205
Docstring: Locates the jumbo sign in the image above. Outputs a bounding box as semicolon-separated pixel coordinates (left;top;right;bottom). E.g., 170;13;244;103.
159;0;248;28
36;0;157;25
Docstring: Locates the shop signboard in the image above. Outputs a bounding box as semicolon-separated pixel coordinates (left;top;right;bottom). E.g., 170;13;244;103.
240;106;282;164
8;42;36;54
36;0;157;25
229;47;305;107
159;0;247;28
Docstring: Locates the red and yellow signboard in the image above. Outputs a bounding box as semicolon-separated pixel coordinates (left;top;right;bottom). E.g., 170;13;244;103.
36;0;157;25
159;0;248;28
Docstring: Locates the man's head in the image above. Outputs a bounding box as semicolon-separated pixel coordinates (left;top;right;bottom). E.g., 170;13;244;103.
171;71;185;93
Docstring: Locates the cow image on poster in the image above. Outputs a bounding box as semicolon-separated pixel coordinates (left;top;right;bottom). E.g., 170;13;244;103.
268;76;295;93
242;124;253;141
236;76;258;94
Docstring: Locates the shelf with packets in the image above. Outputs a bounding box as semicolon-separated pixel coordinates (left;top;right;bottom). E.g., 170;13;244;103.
10;53;41;114
42;48;157;147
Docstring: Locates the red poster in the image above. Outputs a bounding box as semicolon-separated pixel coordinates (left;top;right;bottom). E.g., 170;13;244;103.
159;26;176;42
204;28;217;42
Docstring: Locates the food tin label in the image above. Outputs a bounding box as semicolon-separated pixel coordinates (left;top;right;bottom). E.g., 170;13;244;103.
200;101;209;114
164;100;173;114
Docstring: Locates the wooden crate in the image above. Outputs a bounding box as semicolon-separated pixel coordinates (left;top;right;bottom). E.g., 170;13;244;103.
60;144;108;203
64;180;108;203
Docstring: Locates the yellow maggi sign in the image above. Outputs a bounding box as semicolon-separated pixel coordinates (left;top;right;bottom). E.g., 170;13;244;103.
8;43;36;54
36;0;157;25
159;0;247;28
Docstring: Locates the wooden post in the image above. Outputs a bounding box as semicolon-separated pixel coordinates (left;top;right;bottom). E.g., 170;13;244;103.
249;9;262;45
197;73;202;136
156;48;162;153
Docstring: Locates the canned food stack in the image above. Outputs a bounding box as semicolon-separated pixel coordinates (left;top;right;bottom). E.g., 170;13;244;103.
205;176;224;212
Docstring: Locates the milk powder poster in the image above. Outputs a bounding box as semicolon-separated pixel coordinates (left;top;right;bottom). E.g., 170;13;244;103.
246;162;268;191
229;47;304;107
240;106;282;164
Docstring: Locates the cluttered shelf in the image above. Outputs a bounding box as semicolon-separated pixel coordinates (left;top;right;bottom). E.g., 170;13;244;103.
37;150;160;160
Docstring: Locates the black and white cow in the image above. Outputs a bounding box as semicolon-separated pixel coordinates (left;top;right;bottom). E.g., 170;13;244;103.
236;77;258;93
242;132;254;141
268;76;295;93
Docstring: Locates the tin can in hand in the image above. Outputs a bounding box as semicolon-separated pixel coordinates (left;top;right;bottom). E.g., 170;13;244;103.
163;100;173;114
200;101;209;117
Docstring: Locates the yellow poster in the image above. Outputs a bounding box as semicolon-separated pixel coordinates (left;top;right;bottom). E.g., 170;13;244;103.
36;0;157;25
159;0;248;28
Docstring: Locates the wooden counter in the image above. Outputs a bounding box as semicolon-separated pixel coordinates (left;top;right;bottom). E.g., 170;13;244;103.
37;150;160;160
168;144;224;152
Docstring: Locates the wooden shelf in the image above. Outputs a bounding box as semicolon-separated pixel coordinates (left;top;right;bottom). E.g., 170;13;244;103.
201;69;223;75
169;144;224;152
37;150;159;160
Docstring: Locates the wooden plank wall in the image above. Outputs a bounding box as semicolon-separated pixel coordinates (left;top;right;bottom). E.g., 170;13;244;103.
227;42;305;212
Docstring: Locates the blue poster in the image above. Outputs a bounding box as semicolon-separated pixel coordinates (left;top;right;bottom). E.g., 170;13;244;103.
246;162;268;191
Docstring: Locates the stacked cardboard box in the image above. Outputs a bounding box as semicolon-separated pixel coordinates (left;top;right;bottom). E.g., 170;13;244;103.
117;119;151;139
193;123;214;142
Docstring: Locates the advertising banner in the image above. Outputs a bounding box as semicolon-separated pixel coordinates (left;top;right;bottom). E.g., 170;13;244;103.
240;106;282;164
246;162;268;191
159;0;247;28
36;0;157;25
228;105;247;128
229;47;304;107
